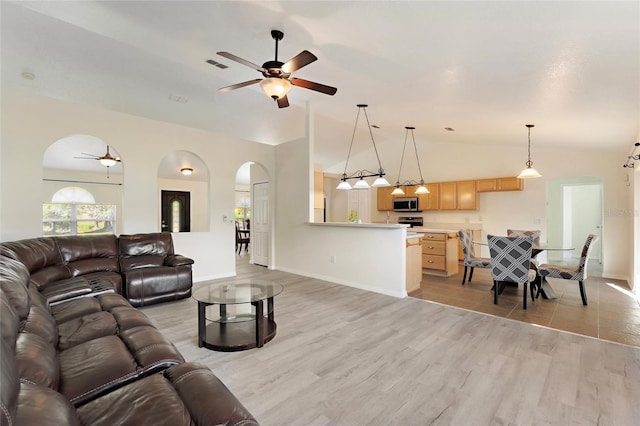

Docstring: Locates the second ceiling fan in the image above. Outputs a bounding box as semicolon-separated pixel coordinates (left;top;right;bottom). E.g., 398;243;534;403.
217;30;337;108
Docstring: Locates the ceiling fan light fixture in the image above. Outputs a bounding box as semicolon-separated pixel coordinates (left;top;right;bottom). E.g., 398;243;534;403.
260;77;291;100
180;167;194;176
99;157;117;167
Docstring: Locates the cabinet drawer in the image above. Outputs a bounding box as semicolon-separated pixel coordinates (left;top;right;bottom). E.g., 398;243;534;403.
422;254;445;270
421;233;445;241
422;241;445;255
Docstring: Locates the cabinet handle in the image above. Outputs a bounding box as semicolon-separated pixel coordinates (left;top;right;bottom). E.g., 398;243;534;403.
428;260;434;263
428;246;435;249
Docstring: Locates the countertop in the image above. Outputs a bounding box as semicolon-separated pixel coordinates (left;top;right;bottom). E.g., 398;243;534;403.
411;228;459;234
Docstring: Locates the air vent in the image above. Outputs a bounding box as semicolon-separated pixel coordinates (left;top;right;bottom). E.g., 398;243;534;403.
206;59;228;69
168;94;189;104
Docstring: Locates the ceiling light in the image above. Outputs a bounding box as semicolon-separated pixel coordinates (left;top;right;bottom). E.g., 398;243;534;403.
391;126;430;195
99;157;117;167
444;127;455;132
336;104;390;190
260;77;291;100
21;71;35;80
180;167;194;176
517;124;542;179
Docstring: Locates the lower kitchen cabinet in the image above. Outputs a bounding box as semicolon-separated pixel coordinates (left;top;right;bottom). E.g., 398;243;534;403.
421;231;459;277
406;236;422;293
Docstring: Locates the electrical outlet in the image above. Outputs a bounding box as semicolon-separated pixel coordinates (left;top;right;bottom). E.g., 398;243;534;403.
330;256;337;264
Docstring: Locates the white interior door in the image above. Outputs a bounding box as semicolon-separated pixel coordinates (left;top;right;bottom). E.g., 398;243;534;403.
252;182;270;267
562;183;603;262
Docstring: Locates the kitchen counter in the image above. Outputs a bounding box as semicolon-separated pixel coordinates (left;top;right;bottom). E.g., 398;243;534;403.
411;228;458;234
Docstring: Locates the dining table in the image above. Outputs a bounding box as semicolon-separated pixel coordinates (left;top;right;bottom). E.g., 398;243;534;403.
474;240;574;300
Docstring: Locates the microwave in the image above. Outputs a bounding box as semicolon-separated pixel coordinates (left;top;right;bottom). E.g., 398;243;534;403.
393;197;421;212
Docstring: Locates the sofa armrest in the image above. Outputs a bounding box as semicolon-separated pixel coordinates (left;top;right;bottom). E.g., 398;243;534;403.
164;255;194;267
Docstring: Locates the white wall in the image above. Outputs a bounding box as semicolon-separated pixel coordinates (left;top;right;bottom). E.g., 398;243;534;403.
1;90;275;282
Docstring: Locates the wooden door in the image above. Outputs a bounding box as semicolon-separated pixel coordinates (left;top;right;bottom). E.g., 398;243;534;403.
161;190;190;232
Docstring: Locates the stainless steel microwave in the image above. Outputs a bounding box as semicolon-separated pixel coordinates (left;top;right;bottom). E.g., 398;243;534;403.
393;197;421;212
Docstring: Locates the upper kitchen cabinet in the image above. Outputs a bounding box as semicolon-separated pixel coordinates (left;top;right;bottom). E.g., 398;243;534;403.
377;186;394;211
438;181;477;210
456;180;478;210
477;177;523;192
439;182;457;210
418;183;439;211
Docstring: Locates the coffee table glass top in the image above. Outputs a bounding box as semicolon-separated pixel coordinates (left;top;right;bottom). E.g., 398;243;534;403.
192;279;283;305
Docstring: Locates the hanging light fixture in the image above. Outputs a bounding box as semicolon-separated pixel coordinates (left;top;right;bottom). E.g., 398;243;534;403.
336;104;390;190
260;77;291;100
390;126;430;195
517;124;542;179
180;167;194;176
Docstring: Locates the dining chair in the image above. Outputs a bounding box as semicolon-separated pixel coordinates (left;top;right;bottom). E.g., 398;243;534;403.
506;229;541;246
235;221;250;254
537;234;599;305
458;229;491;285
487;234;536;309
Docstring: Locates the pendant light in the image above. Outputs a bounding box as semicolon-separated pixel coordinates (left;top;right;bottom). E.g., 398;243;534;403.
336;104;390;190
390;126;430;195
517;124;542;179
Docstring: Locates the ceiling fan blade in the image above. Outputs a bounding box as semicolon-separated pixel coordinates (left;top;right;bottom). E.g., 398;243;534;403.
217;52;266;73
80;152;99;158
277;95;289;108
290;78;337;96
73;157;98;160
282;50;317;73
219;79;262;92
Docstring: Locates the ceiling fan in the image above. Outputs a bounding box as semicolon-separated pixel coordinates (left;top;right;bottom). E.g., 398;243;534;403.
216;30;337;108
74;145;121;168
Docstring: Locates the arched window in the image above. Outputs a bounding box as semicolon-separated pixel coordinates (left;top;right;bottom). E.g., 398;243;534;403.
43;187;116;236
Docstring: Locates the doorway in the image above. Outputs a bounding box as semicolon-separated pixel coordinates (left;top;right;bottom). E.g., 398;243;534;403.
252;182;270;267
547;177;603;264
161;190;190;232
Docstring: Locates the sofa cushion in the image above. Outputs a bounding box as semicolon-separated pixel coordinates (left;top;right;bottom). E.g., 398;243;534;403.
57;311;118;351
16;332;60;389
0;256;32;325
30;265;72;289
23;304;59;347
56;235;118;263
15;381;81;426
120;254;165;271
1;238;62;274
119;232;174;257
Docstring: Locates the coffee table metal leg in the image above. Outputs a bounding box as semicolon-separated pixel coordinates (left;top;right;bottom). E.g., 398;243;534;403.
197;301;206;348
267;296;274;322
254;300;264;348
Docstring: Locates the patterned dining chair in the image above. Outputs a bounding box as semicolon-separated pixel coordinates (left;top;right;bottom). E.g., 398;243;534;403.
487;234;537;309
537;234;599;305
458;229;491;285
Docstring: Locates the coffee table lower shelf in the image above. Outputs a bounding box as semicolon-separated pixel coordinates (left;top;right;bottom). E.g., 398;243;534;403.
199;318;277;352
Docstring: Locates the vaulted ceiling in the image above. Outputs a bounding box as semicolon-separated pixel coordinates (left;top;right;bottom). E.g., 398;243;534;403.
2;1;638;174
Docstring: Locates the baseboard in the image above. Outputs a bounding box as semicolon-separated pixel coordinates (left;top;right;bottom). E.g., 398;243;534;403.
193;272;235;283
600;273;629;283
276;266;407;299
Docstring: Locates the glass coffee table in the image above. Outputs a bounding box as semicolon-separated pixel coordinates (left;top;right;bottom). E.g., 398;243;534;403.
193;279;283;352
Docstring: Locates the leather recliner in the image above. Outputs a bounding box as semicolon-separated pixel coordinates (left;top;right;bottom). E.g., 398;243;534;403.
118;232;194;307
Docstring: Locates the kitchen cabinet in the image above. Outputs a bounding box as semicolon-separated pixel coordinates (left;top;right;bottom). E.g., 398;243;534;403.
406;236;422;293
376;186;394;211
456;180;478;210
420;231;459;277
418;183;439;211
497;177;523;191
477;177;523;192
438;182;457;210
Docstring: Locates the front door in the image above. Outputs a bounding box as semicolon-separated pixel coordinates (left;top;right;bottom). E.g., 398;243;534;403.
161;190;191;232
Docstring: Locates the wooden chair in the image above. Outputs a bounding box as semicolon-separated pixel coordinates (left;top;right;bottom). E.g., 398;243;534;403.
537;234;599;305
487;234;537;309
458;229;491;285
235;222;250;254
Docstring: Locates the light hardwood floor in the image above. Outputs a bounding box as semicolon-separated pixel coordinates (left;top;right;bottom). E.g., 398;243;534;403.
141;256;640;425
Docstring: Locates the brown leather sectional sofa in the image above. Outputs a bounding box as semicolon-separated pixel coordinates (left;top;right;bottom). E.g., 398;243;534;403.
0;233;258;425
1;232;193;307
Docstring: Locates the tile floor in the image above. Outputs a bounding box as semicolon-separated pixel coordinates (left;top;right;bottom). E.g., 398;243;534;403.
410;265;640;347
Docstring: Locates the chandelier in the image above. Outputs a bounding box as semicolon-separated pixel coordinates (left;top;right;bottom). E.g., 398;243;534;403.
336;104;390;190
390;126;429;195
